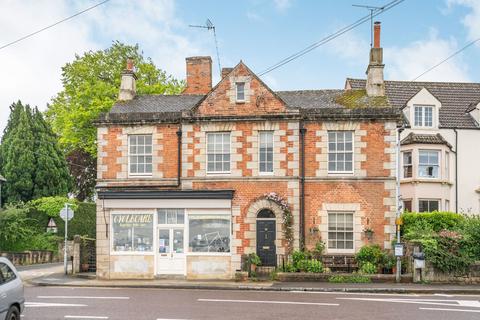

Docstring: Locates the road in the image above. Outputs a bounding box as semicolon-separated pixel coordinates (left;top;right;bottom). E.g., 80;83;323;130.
22;286;480;320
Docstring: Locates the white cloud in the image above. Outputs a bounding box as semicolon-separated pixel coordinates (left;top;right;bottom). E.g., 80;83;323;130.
0;0;206;137
385;29;470;82
273;0;293;11
447;0;480;43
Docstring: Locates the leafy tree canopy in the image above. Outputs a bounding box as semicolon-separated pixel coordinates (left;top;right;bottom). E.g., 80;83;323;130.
46;41;185;156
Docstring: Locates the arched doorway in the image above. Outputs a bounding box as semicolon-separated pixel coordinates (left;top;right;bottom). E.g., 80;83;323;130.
256;209;276;266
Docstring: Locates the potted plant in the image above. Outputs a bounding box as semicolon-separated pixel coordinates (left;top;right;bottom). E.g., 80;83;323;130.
248;253;261;273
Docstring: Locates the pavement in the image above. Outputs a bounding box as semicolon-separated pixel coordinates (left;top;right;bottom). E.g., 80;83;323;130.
20;263;480;294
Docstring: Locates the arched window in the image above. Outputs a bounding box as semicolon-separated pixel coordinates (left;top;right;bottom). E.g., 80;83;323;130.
257;209;275;219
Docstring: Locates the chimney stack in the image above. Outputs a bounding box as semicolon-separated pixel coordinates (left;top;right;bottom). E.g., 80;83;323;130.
118;58;137;101
366;21;385;97
221;67;233;79
183;56;212;95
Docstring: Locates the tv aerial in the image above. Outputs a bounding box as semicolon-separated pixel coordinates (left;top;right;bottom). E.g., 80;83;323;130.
352;4;384;48
189;19;222;76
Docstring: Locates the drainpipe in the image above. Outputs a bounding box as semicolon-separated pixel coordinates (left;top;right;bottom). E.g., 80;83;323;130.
454;128;458;213
176;128;182;187
396;125;405;283
299;123;306;251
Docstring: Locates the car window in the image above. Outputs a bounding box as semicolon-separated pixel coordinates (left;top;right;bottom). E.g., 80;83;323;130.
0;262;16;284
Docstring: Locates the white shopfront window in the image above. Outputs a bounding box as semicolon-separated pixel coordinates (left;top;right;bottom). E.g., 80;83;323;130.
112;213;154;253
188;214;231;253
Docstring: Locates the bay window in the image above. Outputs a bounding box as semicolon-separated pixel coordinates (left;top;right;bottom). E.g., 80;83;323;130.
419;150;439;178
419;199;440;213
188;215;230;253
112;213;153;252
402;151;412;178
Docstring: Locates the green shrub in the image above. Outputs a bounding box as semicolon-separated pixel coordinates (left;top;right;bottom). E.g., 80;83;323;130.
402;212;464;234
0;204;35;251
281;263;297;273
355;244;385;267
311;241;325;259
328;275;371;283
359;261;377;274
296;259;310;272
461;216;480;261
305;259;324;273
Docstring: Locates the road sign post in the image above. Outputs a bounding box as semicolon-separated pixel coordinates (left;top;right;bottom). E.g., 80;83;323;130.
60;204;74;275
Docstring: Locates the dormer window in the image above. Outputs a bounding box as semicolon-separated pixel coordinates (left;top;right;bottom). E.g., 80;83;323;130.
236;82;245;102
414;105;433;127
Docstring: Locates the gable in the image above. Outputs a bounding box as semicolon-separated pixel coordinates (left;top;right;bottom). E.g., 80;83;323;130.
193;62;289;117
403;87;441;129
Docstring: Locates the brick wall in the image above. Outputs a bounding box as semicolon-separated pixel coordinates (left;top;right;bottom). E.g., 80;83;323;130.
195;63;288;117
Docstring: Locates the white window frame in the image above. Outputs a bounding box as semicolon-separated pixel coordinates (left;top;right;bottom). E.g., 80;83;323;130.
402;150;413;178
327;131;354;174
445;151;450;181
128;134;153;177
186;209;232;256
418;199;440;213
327;211;355;253
110;210;155;256
258;131;274;175
206;132;231;174
235;82;245;102
418;149;440;179
414;105;434;128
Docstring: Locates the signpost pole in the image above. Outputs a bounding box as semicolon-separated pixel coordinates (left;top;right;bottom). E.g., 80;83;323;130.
64;203;68;275
395;127;402;283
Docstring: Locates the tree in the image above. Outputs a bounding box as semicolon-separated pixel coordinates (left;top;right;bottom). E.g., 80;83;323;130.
46;41;184;200
1;102;36;203
0;102;70;204
32;108;71;198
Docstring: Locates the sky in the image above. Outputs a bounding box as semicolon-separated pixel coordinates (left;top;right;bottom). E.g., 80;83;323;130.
1;0;480;136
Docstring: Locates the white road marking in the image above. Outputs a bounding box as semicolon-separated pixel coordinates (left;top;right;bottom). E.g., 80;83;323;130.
434;293;454;297
420;307;480;313
25;302;87;307
37;296;129;300
338;297;480;308
198;298;338;306
291;291;420;297
156;319;191;320
64;316;109;319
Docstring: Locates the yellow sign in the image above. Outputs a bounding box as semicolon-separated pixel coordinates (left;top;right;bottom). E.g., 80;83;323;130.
395;217;403;226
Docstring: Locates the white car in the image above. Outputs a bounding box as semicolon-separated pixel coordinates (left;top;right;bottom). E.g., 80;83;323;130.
0;258;24;320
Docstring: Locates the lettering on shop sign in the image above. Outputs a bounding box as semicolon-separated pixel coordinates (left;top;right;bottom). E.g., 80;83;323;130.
113;214;152;228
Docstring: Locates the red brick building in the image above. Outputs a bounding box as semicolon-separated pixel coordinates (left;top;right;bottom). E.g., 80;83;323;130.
95;24;401;279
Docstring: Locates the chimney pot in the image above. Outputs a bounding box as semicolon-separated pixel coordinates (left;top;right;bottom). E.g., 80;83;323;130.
126;57;134;71
183;56;212;95
373;21;381;48
118;58;137;101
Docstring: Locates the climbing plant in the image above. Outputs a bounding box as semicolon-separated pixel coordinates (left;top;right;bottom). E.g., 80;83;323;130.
263;192;294;254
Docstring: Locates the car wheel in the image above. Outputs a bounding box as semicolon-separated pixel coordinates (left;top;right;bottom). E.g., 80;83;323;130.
6;306;20;320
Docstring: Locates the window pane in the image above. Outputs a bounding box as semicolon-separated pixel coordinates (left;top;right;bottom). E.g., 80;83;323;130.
328;212;354;251
158;211;166;224
113;214;153;252
189;215;230;252
173;229;184;253
429;200;439;212
0;263;16;283
158;229;169;253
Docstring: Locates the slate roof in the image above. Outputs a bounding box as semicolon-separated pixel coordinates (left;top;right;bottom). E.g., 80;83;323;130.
401;132;452;149
276;90;345;109
347;78;480;129
110;94;204;113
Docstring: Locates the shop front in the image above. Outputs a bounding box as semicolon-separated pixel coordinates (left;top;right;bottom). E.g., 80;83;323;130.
97;190;235;280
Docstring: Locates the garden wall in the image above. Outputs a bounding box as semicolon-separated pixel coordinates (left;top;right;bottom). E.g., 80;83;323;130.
0;250;55;265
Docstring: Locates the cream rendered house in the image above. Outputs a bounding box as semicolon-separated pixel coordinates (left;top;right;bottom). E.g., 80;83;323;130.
346;79;480;214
